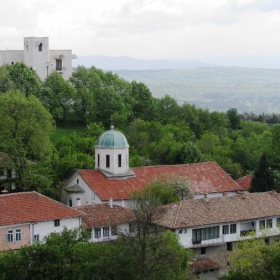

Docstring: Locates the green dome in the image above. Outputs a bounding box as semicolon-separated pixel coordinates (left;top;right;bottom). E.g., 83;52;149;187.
96;126;128;148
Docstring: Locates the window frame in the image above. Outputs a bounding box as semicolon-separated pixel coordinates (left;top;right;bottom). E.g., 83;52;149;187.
223;225;229;235
230;224;237;234
54;219;60;227
106;155;110;168
94;228;101;238
103;227;110;237
56;59;62;71
15;229;21;241
118;154;122;167
259;220;266;230
111;225;118;236
7;229;13;243
266;219;273;229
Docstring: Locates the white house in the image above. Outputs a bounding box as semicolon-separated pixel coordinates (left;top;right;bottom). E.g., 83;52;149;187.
0;37;76;80
0;192;83;251
64;126;245;208
75;201;135;242
155;190;280;278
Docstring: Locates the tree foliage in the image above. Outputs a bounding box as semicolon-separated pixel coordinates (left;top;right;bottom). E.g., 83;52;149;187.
223;237;280;280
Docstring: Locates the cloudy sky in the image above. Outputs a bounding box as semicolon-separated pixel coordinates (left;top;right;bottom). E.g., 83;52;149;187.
1;0;280;60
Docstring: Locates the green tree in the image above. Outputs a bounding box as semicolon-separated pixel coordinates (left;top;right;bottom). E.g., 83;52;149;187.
121;187;191;280
223;237;280;280
6;62;42;96
250;153;277;192
0;90;54;189
227;108;241;130
41;72;76;122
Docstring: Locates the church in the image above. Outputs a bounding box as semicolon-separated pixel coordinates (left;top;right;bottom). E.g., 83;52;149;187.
64;126;244;208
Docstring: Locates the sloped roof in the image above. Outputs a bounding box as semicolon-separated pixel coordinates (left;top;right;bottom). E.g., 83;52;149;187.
78;162;243;201
236;175;252;191
0;192;83;226
190;258;220;272
156;191;280;229
75;203;135;228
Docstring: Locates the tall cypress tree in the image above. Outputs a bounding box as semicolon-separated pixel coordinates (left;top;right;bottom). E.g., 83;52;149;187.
251;153;277;192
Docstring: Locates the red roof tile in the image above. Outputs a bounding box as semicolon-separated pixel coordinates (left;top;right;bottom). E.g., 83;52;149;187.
0;192;83;226
75;203;135;228
78;162;242;201
156;191;280;229
236;175;252;191
190;258;220;272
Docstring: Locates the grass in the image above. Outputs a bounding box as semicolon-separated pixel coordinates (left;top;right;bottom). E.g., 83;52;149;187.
50;124;87;144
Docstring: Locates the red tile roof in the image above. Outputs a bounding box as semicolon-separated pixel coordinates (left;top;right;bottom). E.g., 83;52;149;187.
78;162;243;201
156;191;280;229
190;258;220;272
0;192;83;226
236;175;252;191
75;203;135;228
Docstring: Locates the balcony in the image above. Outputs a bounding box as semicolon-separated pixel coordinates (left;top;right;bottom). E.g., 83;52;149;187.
240;230;256;237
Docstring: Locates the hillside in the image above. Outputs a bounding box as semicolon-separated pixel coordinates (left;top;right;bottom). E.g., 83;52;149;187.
114;67;280;114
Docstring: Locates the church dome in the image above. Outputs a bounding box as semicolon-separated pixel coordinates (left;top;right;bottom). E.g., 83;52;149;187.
96;126;128;148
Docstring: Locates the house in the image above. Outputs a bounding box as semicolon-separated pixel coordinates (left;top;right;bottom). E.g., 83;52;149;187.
0;153;16;192
64;126;244;208
154;190;280;277
75;201;135;242
0;37;76;80
0;192;83;251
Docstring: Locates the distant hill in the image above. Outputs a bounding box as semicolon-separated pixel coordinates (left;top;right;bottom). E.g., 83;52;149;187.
73;55;216;70
113;68;280;114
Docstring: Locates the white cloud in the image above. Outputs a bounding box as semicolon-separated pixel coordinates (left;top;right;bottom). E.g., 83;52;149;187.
0;0;280;59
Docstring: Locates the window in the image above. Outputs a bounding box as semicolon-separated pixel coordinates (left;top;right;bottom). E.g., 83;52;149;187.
103;227;109;237
266;219;273;229
111;225;117;236
15;229;21;241
98;154;100;167
106;155;110;168
38;43;42;52
230;224;236;234
56;59;62;70
129;223;136;233
259;220;266;229
277;218;280;228
201;247;206;255
223;225;229;235
54;219;60;227
7;230;13;242
0;167;4;176
33;234;40;242
227;242;233;251
26;45;28;52
118;154;122;167
192;226;219;243
94;228;101;238
178;229;183;234
77;178;79;184
69;199;72;207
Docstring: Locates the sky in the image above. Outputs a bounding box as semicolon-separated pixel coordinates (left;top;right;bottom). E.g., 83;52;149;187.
1;0;280;61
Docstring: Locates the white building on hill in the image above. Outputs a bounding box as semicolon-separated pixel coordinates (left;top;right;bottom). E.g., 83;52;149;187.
0;37;76;80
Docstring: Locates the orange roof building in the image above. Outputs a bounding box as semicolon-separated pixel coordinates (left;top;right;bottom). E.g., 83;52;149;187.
0;192;83;251
64;127;245;208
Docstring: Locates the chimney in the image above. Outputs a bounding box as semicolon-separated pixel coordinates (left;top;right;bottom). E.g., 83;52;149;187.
109;197;113;208
203;193;209;203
